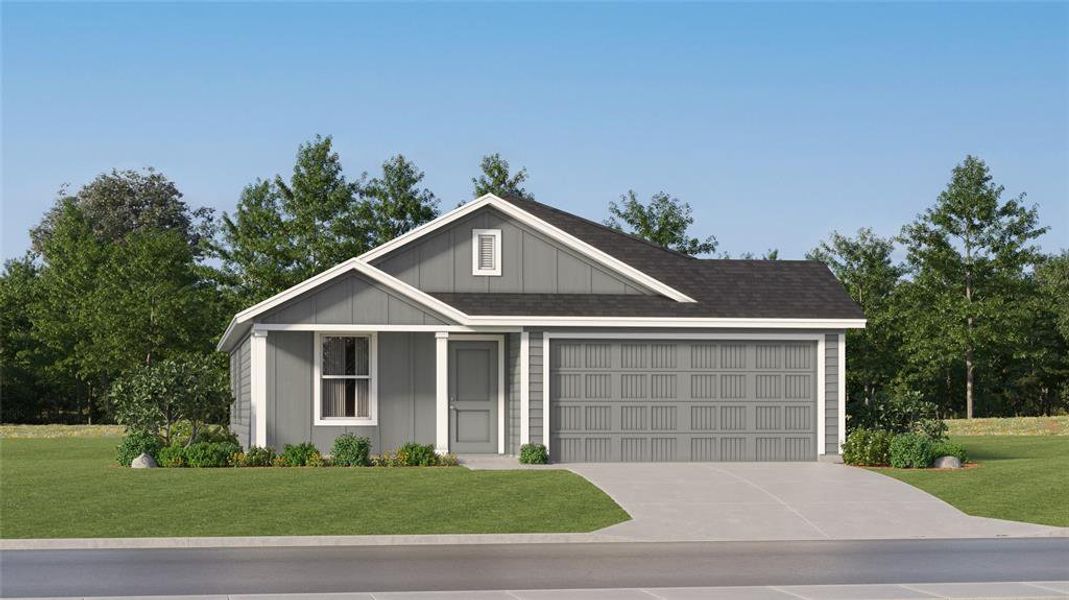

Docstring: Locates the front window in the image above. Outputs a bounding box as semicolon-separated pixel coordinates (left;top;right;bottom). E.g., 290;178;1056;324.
317;334;375;424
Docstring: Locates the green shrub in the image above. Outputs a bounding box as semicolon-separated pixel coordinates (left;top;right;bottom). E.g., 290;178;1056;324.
271;455;288;467
396;442;438;466
841;428;894;466
437;453;459;466
116;431;163;466
185;441;240;468
307;452;329;467
930;439;968;464
240;446;275;467
913;418;949;441
156;445;187;468
108;354;231;447
281;442;320;467
889;432;934;468
519;443;549;464
848;389;944;438
370;453;398;467
331;434;371;467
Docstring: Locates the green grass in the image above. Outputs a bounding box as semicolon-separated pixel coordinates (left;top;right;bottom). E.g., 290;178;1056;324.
0;437;629;538
878;435;1069;527
945;416;1068;437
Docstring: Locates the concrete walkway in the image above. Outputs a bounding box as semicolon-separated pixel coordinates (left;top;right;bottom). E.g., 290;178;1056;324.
565;462;1068;541
7;581;1069;599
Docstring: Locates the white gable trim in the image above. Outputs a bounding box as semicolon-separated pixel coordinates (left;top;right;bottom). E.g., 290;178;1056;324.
216;258;469;351
357;194;698;303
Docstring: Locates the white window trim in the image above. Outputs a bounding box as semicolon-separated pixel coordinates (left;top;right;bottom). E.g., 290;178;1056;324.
471;229;502;276
313;331;379;426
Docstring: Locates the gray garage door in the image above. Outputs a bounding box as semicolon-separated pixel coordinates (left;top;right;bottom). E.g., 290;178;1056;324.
549;340;818;462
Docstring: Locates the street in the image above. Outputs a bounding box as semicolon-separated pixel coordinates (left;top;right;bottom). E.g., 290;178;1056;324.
3;538;1068;597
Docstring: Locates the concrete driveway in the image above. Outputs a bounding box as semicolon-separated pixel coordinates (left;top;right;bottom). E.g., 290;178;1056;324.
567;462;1068;542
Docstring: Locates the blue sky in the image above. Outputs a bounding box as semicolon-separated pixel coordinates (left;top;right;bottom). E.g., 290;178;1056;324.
3;2;1067;260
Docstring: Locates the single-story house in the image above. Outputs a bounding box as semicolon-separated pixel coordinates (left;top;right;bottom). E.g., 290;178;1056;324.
218;193;865;462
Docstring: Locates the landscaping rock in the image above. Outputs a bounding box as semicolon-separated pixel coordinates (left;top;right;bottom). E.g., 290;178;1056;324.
131;452;158;469
932;455;962;469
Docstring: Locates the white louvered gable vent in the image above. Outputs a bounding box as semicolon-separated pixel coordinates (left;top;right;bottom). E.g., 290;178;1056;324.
472;229;502;276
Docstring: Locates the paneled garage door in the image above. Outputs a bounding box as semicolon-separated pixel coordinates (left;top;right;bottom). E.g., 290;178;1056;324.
549;340;818;462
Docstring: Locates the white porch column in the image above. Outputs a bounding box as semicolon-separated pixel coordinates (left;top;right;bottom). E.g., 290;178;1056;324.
250;329;268;448
816;335;826;456
435;332;450;454
519;331;530;445
838;333;847;452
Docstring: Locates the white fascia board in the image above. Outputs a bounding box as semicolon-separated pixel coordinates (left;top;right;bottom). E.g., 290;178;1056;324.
358;194;697;304
217;259;471;351
463;316;868;329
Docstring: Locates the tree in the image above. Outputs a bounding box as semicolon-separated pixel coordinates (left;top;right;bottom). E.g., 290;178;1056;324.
808;228;905;405
108;354;231;446
606;190;718;256
360;154;439;248
472;153;532;199
219;135;367;303
899;156;1047;418
31;168;213;256
26;171;225;424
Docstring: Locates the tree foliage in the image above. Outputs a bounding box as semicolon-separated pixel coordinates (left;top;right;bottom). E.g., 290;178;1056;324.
108;354;231;446
472;153;532;200
808;228;905;404
219;138;439;304
360;154;439;248
606;190;718;256
897;155;1048;417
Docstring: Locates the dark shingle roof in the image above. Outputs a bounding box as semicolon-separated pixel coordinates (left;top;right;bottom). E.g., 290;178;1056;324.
484;195;864;320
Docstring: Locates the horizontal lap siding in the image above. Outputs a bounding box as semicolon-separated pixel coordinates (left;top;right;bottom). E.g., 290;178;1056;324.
507;332;521;455
529;331;544;444
228;336;252;449
825;333;839;454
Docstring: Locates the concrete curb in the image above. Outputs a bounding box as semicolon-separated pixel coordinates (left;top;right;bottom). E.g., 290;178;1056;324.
6;530;1069;551
3;581;1069;600
0;532;634;550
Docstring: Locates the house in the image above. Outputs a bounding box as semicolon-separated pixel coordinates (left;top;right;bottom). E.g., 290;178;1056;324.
218;194;865;462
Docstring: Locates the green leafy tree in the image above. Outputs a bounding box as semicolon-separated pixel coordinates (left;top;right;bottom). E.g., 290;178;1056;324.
219;135;367;303
606;190;718;256
26;171;223;423
31;168;213;256
472;153;532;199
808;228;905;405
360;154;439;247
0;257;69;422
898;156;1048;418
109;354;231;446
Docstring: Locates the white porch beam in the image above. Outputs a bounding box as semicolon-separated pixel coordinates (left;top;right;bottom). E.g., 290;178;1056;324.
435;332;450;455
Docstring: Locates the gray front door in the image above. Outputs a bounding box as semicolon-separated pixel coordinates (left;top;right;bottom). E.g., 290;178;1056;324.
449;340;498;453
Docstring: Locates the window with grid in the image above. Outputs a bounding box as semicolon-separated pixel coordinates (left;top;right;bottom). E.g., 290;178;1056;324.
320;335;372;420
471;229;501;276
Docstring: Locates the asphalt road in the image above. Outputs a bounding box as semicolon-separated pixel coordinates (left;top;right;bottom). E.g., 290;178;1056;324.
2;538;1068;597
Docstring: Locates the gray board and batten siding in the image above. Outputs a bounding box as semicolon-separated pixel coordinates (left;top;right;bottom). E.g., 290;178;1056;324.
371;206;654;296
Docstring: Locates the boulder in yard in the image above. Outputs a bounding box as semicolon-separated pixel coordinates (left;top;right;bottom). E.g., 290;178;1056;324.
932;455;962;469
131;452;158;469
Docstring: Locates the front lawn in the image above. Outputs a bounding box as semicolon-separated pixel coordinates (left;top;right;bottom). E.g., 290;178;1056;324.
0;436;629;538
877;435;1069;527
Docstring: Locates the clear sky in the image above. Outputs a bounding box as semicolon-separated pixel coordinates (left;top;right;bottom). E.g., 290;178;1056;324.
3;2;1067;261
